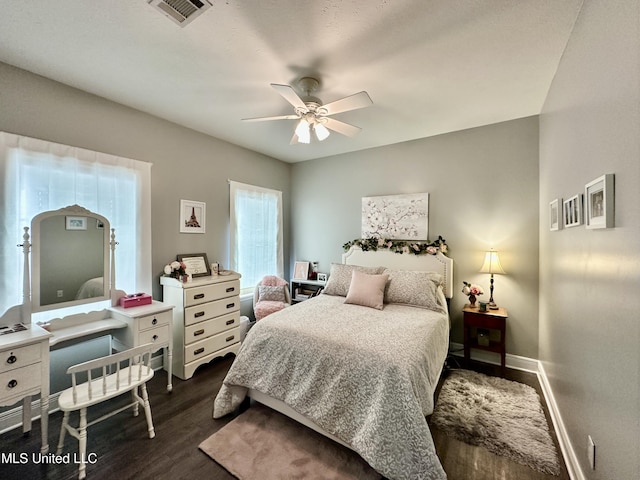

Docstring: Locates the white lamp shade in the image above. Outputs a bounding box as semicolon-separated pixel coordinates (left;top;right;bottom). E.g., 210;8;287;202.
314;123;330;141
295;119;311;144
479;250;506;274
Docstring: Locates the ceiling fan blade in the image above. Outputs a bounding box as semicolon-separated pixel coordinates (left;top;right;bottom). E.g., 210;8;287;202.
322;91;373;115
289;132;299;145
323;118;362;137
242;114;299;122
271;84;308;111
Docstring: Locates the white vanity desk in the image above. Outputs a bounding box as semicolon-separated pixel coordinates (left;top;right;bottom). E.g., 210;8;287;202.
0;205;173;455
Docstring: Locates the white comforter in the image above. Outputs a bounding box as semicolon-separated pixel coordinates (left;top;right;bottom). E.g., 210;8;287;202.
213;294;449;480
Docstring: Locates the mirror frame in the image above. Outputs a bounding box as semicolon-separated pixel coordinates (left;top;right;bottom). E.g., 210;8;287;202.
30;205;111;313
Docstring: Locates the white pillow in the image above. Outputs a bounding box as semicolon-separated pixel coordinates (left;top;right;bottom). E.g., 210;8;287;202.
258;285;286;302
382;269;445;312
344;270;389;310
323;263;385;297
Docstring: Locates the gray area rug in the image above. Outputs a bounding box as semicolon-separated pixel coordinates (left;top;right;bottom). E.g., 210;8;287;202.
431;369;560;475
199;403;381;480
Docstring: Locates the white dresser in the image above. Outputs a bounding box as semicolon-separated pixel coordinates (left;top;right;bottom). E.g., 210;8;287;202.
109;301;174;391
0;322;52;453
161;273;241;380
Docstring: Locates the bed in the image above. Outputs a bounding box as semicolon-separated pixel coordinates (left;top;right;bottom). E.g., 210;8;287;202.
213;246;453;480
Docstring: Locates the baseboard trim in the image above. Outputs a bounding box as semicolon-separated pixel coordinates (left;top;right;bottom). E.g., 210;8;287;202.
449;341;538;373
537;362;585;480
0;356;165;435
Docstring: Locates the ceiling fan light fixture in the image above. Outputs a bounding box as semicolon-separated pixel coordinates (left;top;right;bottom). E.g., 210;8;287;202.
295;119;311;144
314;122;330;141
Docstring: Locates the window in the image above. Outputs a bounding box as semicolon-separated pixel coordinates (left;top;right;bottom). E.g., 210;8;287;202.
229;181;283;295
0;132;152;316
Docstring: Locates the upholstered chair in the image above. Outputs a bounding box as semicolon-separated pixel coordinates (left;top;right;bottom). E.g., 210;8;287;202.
253;275;291;321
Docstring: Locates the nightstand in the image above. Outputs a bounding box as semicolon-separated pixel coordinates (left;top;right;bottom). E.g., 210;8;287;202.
463;305;508;373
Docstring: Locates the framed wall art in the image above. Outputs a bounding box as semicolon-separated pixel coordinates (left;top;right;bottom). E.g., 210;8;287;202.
177;253;211;277
180;199;206;234
549;198;562;231
361;192;429;240
563;194;583;228
293;261;309;280
585;174;614;229
66;216;87;230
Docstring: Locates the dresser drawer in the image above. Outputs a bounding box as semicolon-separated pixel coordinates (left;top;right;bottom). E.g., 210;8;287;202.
0;343;41;374
139;325;170;346
184;326;240;364
184;296;240;327
0;362;41;398
184;280;240;307
137;311;171;331
184;312;239;345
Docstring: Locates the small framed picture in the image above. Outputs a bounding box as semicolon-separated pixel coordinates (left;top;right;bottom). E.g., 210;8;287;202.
177;253;211;278
66;216;87;230
549;199;562;231
585;174;614;229
293;261;310;280
180;199;206;234
317;273;328;283
563;194;583;228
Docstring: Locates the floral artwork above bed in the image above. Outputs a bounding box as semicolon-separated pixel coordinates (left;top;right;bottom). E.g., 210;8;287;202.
361;193;429;240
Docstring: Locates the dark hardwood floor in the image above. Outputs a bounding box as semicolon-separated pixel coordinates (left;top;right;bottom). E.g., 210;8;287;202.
0;355;569;480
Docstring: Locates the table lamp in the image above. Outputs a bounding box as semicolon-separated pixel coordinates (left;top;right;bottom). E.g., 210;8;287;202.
479;249;506;309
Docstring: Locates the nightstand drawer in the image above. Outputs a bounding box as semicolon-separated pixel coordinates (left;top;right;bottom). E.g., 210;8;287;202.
0;343;41;374
184;280;240;307
0;362;41;398
184;312;239;345
184;326;240;363
139;325;169;346
137;311;171;331
184;296;240;327
464;312;505;329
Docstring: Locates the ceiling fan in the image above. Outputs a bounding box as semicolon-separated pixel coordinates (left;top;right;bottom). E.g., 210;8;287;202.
243;77;373;145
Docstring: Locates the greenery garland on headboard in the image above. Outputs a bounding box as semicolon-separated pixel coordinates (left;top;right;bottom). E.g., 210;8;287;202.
343;236;449;256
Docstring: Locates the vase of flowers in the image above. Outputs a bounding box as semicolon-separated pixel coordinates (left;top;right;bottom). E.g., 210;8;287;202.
462;281;484;307
164;261;188;283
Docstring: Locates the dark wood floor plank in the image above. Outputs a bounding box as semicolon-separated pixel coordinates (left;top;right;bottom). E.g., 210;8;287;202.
0;355;569;480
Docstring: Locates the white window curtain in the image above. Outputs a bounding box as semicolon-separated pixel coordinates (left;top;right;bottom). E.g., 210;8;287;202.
0;132;152;316
229;180;283;295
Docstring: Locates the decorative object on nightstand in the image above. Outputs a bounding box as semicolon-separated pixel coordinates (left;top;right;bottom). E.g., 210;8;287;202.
479;249;506;309
461;281;484;308
463;305;508;375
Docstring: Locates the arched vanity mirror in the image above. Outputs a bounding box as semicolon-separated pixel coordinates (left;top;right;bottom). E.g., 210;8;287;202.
30;205;114;313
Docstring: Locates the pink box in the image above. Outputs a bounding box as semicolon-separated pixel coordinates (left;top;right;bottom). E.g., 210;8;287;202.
119;294;152;309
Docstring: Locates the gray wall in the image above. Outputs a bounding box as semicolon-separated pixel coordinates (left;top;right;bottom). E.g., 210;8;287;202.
539;0;640;478
291;117;540;357
0;62;292;305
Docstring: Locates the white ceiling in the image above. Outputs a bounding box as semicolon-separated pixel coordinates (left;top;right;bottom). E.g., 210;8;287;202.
0;1;583;163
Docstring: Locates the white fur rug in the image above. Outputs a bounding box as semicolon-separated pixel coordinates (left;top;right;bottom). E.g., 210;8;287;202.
431;369;560;475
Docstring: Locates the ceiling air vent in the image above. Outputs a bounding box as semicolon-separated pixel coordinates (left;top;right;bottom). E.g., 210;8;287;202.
147;0;212;27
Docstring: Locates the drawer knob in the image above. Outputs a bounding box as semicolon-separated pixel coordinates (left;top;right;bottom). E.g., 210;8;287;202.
152;318;158;325
225;319;235;326
193;329;205;336
194;311;205;318
194;348;205;355
6;355;17;364
226;303;235;309
225;335;235;342
194;293;205;300
152;335;158;342
226;287;235;293
8;379;17;389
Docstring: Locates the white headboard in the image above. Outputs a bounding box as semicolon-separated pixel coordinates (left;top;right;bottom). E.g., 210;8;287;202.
342;246;454;299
